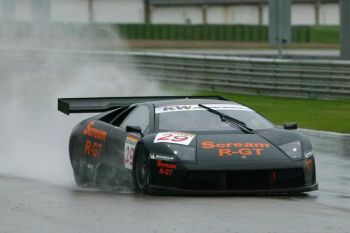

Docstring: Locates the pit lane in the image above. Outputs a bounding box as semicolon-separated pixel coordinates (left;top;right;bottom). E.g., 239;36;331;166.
0;131;349;233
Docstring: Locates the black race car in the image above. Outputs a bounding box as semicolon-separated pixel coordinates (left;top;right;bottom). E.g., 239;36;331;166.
58;96;318;194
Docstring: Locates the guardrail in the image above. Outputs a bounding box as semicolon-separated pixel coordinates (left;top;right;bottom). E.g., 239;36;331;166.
0;47;349;99
129;52;350;99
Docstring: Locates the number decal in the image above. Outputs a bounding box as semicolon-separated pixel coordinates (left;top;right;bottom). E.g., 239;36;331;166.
172;135;189;142
157;134;173;141
124;146;135;169
154;132;195;145
124;134;140;170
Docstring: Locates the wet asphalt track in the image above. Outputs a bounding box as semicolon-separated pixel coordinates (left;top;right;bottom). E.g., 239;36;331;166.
1;130;350;233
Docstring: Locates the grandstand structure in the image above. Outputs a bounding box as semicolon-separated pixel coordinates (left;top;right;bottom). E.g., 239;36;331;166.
0;0;340;25
148;0;339;25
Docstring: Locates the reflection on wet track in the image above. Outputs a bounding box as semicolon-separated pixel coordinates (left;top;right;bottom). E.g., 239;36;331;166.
0;130;349;233
302;130;350;211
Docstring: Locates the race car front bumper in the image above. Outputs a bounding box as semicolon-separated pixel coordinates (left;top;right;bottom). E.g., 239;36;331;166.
148;182;318;195
149;158;318;195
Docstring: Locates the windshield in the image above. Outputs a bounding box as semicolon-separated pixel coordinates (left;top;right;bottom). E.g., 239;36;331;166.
156;104;274;131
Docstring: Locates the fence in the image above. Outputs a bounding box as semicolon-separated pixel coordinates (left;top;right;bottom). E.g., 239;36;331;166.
1;48;349;99
129;52;350;99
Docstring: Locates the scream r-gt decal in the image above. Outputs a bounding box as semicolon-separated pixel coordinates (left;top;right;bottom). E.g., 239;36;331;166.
83;121;108;158
201;140;271;157
154;132;196;145
157;160;177;176
124;133;140;169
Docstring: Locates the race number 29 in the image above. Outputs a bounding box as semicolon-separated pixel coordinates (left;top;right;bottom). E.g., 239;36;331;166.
124;134;140;170
124;146;135;169
154;132;195;145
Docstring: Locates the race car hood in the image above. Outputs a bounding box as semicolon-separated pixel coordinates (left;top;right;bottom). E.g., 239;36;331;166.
196;133;289;162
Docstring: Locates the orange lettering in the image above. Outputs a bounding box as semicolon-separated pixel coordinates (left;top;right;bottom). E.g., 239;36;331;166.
84;140;103;158
201;140;215;149
254;143;270;148
219;149;231;157
92;143;102;158
216;143;225;148
157;160;176;169
252;148;263;156
84;140;91;155
83;121;108;141
159;168;174;176
238;148;252;156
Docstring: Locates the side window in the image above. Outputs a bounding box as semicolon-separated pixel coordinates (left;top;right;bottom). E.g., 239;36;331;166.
120;106;150;132
111;107;135;126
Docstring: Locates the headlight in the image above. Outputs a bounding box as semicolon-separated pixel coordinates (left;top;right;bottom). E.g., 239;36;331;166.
167;144;196;162
304;151;314;159
279;141;302;160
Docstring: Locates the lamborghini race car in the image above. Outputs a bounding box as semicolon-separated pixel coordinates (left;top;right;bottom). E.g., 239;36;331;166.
58;96;318;194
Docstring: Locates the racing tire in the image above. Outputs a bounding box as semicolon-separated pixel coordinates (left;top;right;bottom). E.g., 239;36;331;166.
95;164;116;187
133;144;150;194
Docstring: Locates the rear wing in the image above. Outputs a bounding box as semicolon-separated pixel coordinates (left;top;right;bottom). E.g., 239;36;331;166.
58;96;228;115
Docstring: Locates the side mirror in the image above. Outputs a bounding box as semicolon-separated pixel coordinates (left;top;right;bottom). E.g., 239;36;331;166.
283;122;298;130
126;125;143;135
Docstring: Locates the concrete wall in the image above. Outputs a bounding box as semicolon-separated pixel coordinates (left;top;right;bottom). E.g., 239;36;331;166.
231;6;259;24
152;6;202;24
51;0;89;23
320;3;339;25
94;0;144;23
152;3;338;25
207;7;225;24
2;0;144;23
292;4;315;25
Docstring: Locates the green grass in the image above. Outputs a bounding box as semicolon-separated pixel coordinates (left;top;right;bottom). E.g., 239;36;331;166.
192;90;350;133
309;26;339;43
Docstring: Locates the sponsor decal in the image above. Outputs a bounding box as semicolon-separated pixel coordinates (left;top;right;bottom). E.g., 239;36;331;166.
201;140;270;157
83;121;107;141
83;121;108;158
156;160;176;176
150;153;176;162
124;134;141;170
155;104;253;114
84;140;103;158
154;132;195;145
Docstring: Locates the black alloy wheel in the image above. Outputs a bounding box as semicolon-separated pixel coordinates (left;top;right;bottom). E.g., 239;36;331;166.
133;144;150;193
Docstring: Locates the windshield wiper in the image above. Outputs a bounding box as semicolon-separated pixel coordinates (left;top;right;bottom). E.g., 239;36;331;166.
198;104;254;134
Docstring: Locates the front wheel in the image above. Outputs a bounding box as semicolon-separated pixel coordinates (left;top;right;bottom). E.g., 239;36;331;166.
133;144;150;193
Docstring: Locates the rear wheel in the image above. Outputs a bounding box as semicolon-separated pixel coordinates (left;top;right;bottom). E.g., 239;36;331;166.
133;144;150;193
94;164;116;187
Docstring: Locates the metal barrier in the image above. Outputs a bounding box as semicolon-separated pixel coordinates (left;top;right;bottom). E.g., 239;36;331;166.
130;52;350;99
1;47;349;99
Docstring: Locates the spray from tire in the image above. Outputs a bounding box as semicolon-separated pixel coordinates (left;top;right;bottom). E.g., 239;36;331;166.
0;6;164;188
